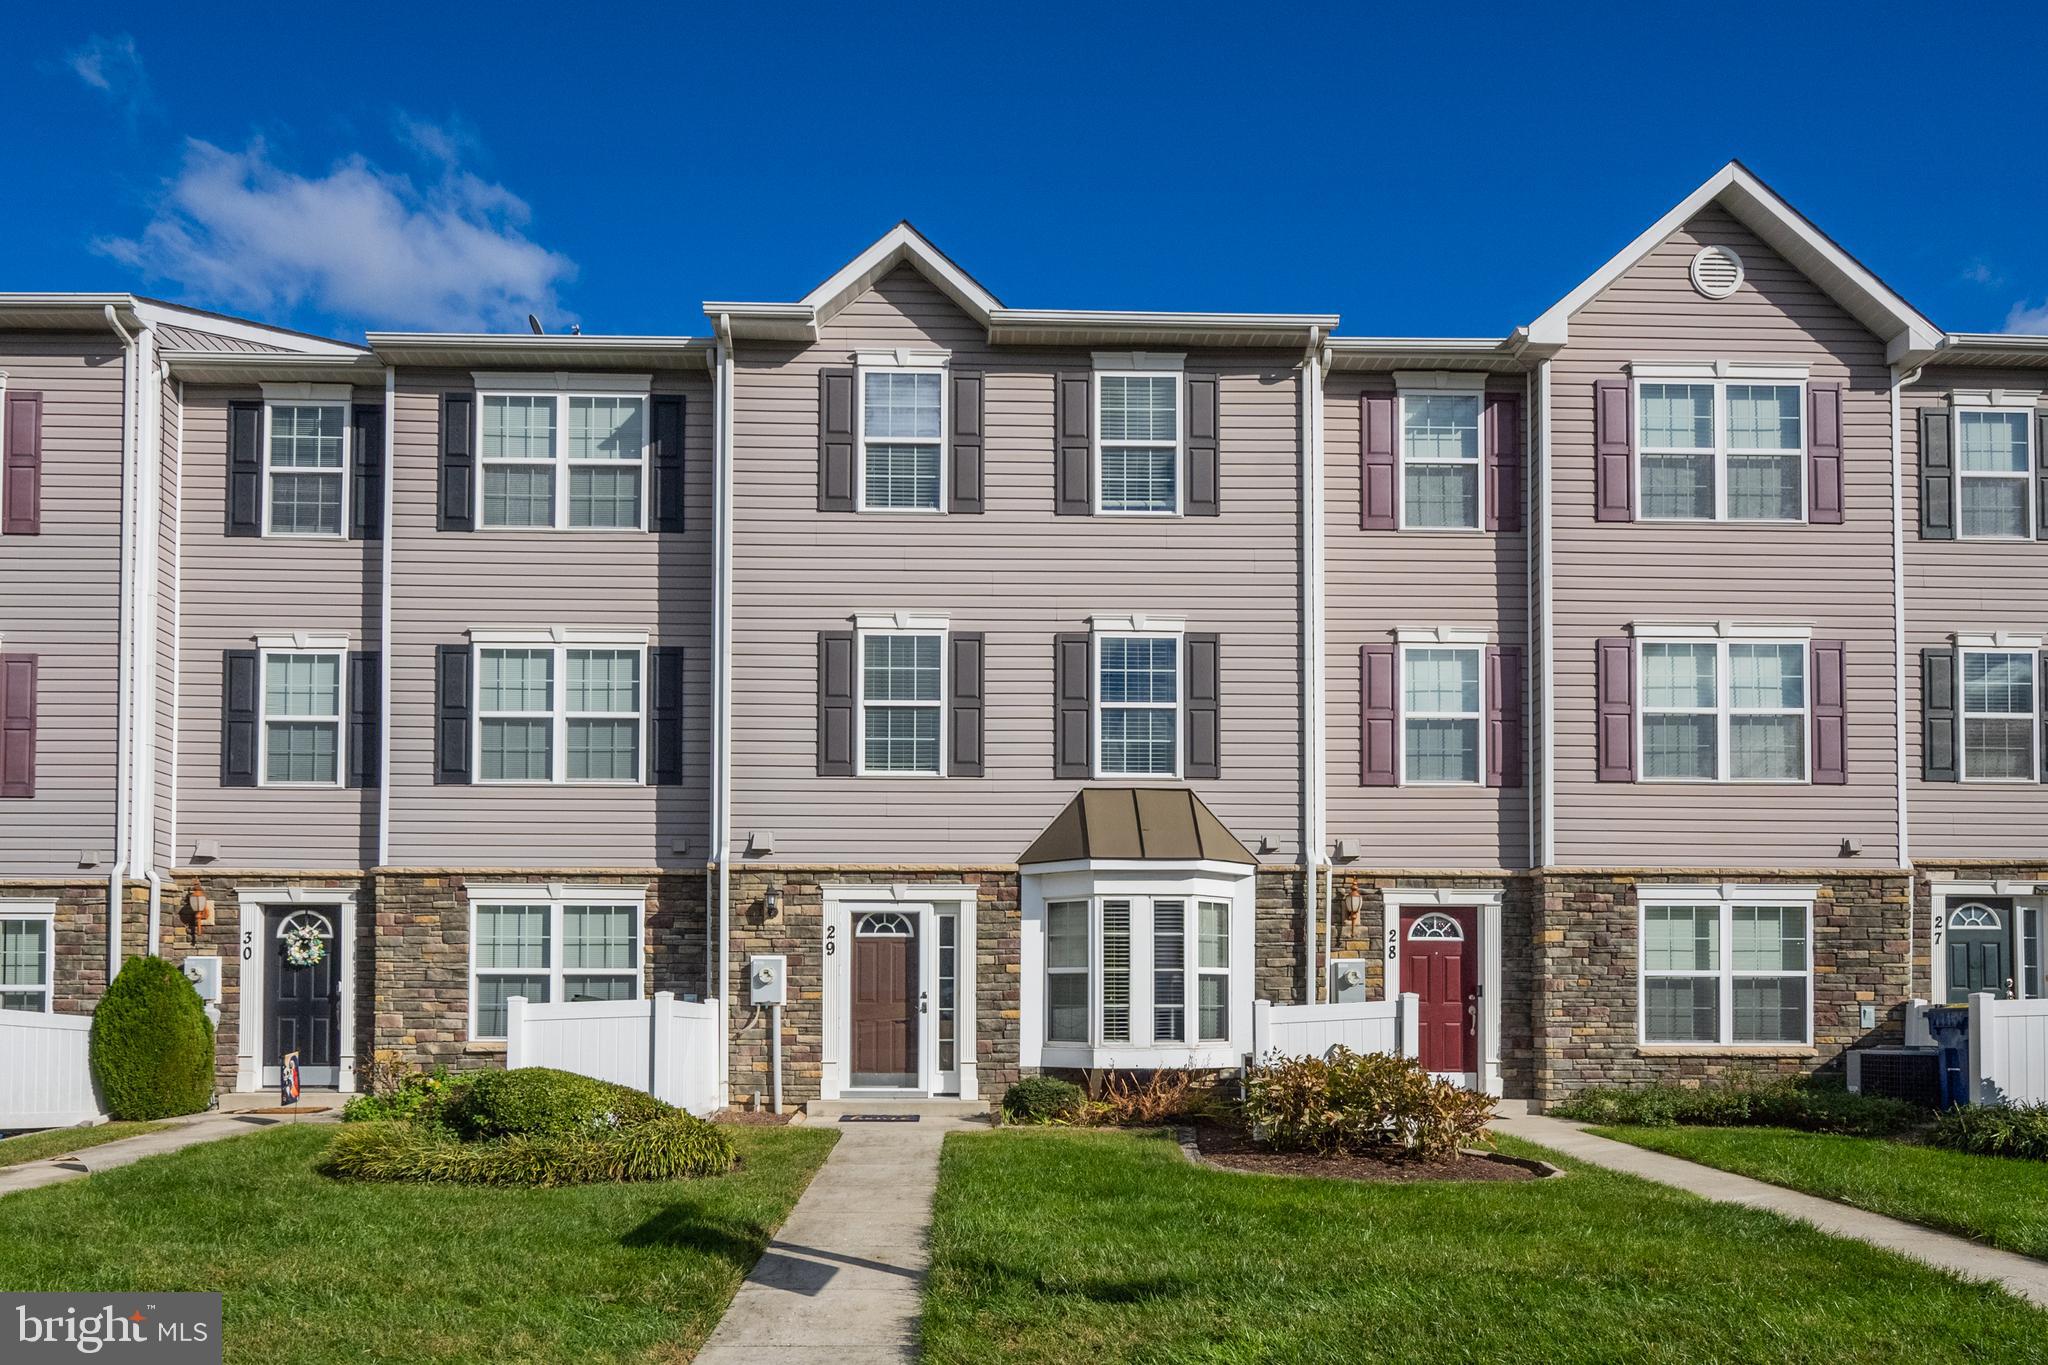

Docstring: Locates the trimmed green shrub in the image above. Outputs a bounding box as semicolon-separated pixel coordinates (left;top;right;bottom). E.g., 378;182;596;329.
339;1069;479;1127
443;1067;673;1141
89;956;215;1120
321;1112;737;1186
1001;1076;1085;1125
1931;1102;2048;1162
1552;1073;1921;1137
1243;1048;1494;1161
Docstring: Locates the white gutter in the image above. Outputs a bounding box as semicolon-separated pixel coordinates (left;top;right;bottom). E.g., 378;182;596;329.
712;315;736;1101
1299;329;1325;1003
377;367;396;868
1891;365;1910;870
103;306;139;985
162;375;186;947
1524;369;1536;864
1537;359;1556;867
141;355;171;954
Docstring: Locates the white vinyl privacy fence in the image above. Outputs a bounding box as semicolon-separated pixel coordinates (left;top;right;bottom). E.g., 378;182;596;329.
0;1009;105;1130
1249;994;1419;1064
1969;993;2048;1106
505;992;722;1116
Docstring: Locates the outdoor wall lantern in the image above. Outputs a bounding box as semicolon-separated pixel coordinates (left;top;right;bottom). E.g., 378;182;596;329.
762;885;784;923
183;881;215;936
1343;887;1365;925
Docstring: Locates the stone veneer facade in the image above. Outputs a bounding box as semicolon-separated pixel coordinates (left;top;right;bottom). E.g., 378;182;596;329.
1911;862;2048;1004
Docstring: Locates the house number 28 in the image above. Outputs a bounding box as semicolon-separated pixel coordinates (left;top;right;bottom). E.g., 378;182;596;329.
1386;927;1398;961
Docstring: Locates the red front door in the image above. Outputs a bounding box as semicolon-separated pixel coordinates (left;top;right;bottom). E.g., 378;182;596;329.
1400;907;1477;1074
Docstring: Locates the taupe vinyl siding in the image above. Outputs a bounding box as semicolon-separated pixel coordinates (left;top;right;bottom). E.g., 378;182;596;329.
0;339;125;874
730;266;1302;866
175;387;380;868
384;370;713;866
1902;365;2048;858
1546;206;1900;866
1325;373;1530;868
153;377;180;867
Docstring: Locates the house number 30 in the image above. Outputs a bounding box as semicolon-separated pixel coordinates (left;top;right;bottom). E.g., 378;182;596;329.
242;930;255;963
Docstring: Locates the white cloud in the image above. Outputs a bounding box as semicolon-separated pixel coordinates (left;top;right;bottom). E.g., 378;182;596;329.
98;135;575;332
66;34;151;117
1961;261;1999;287
2005;300;2048;336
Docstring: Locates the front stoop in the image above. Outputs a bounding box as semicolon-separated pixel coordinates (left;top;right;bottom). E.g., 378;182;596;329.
809;1098;992;1120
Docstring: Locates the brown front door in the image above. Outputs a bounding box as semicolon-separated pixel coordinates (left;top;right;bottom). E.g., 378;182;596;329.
1400;907;1477;1075
851;912;918;1088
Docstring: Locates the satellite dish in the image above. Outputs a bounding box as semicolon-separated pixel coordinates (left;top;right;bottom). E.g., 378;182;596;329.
526;313;543;335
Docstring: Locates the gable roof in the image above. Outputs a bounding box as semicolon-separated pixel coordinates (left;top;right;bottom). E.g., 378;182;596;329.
706;221;1003;341
1018;788;1257;867
1522;161;1942;365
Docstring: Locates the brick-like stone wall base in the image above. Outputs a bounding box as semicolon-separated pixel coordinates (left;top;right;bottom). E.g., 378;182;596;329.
1;882;115;1015
1913;864;2048;1005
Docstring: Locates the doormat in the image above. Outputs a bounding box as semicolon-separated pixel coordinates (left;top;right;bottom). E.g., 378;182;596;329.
840;1114;921;1122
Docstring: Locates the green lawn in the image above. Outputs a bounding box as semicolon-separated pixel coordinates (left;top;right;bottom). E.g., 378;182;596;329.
0;1120;174;1168
924;1128;2047;1363
0;1121;838;1364
1593;1123;2048;1260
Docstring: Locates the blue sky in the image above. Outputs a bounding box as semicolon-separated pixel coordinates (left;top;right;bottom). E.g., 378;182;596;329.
6;3;2047;342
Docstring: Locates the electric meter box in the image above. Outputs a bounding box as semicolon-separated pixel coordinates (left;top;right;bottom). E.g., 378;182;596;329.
748;954;788;1007
1329;958;1370;1005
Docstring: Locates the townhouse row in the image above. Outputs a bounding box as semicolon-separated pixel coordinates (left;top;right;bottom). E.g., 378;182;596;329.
2;162;2044;1108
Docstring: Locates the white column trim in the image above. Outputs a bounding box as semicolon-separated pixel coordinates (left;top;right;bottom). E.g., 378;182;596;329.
231;886;359;1093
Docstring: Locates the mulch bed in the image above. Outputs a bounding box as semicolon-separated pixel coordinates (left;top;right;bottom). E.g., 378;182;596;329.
712;1108;799;1126
1187;1121;1542;1183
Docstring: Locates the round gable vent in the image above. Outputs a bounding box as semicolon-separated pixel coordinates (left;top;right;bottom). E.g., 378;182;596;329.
1690;245;1744;299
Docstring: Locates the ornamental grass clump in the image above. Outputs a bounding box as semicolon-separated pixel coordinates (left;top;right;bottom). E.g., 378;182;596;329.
1242;1048;1494;1162
1931;1102;2048;1162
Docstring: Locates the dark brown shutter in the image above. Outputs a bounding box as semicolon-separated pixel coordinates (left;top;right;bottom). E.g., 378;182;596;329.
1918;407;1954;541
1595;637;1635;781
1484;394;1522;533
221;650;259;787
2;391;43;535
1054;372;1092;515
347;650;380;787
1184;632;1220;778
1594;378;1634;522
817;631;856;775
1810;640;1847;785
2036;415;2048;542
0;655;36;798
1360;393;1397;530
227;400;263;536
948;632;985;776
1806;384;1843;524
1360;643;1397;786
2041;653;2048;783
650;394;686;533
439;393;475;532
648;646;685;785
1185;374;1220;517
1054;632;1092;777
818;369;856;512
435;644;472;784
1921;647;1958;782
350;405;384;540
1486;645;1524;788
949;373;984;515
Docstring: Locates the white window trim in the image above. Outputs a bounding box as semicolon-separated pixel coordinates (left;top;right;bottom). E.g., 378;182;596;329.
0;900;56;1014
1394;377;1485;533
256;644;348;789
1631;375;1808;525
854;359;948;514
1093;624;1185;780
475;388;651;533
1093;370;1184;517
1953;404;2036;542
261;398;350;539
1637;886;1815;1048
1397;641;1484;786
1958;644;2041;784
855;622;949;778
1635;635;1811;785
467;889;647;1041
472;642;647;786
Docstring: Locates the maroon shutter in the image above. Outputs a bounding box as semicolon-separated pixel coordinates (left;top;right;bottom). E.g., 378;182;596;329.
1811;639;1847;784
1360;393;1397;530
1594;378;1634;522
1360;644;1397;786
1807;383;1843;524
3;392;42;535
1485;393;1522;532
1486;645;1523;788
1595;637;1635;781
0;655;35;798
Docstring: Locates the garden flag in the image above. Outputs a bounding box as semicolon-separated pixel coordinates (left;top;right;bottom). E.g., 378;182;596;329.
282;1050;301;1105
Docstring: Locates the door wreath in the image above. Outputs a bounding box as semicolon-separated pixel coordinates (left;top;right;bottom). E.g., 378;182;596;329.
282;921;328;968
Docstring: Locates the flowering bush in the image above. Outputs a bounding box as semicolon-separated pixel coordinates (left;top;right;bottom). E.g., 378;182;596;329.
1242;1048;1494;1161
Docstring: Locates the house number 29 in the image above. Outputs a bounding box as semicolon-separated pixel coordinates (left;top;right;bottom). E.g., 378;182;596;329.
824;925;837;957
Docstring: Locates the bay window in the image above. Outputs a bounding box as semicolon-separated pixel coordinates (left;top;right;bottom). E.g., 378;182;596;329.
479;390;647;530
1961;648;2038;781
476;643;644;784
1042;894;1233;1049
1957;408;2033;539
1641;892;1811;1046
470;895;642;1039
1640;637;1807;782
1637;378;1804;523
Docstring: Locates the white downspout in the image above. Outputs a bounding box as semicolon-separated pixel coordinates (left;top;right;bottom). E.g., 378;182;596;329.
143;356;171;954
104;306;138;985
712;320;736;1101
1537;359;1556;868
1890;366;1910;871
1300;330;1325;1003
377;366;396;869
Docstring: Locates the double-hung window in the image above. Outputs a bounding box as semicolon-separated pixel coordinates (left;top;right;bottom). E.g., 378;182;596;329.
1045;894;1234;1048
265;401;347;536
476;643;644;784
1399;391;1482;529
479;389;647;530
259;649;344;786
1097;373;1180;514
1640;637;1807;782
1402;645;1482;783
1960;648;2038;781
859;630;944;774
1641;893;1811;1045
859;367;944;511
0;903;53;1013
1097;633;1180;777
1956;408;2033;539
1637;377;1804;522
470;895;642;1039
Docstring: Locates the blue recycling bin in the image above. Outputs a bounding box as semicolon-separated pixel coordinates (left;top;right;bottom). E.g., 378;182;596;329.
1924;1006;1970;1109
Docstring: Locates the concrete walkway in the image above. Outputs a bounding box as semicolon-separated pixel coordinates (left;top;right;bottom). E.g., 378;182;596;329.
695;1112;982;1363
0;1105;337;1198
1497;1113;2048;1309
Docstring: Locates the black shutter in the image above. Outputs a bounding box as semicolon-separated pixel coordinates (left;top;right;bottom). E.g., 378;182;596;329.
647;646;685;785
817;632;856;775
948;632;985;776
1184;632;1220;778
435;644;472;784
347;650;380;787
950;372;985;514
221;650;259;786
1185;373;1220;517
440;393;475;532
349;405;384;540
650;395;686;533
1918;407;1954;541
1922;646;1958;783
818;369;856;512
2037;415;2048;542
227;401;263;536
1054;632;1092;777
1054;372;1092;515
